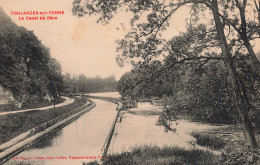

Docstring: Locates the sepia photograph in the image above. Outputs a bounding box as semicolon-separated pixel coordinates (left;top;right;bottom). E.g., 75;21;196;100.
0;0;260;164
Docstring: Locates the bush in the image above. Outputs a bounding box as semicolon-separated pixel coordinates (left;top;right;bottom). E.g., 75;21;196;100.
222;147;260;165
101;145;222;165
0;103;20;112
191;132;226;150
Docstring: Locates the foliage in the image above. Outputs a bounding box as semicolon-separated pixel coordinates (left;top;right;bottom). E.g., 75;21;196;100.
222;147;260;165
47;58;64;99
191;132;226;150
0;103;20;112
0;8;28;101
63;73;117;93
182;61;235;124
0;8;63;105
73;0;260;147
83;161;99;165
0;97;87;144
117;61;173;98
120;60;236;124
20;97;65;110
117;72;131;96
101;145;222;165
234;54;260;128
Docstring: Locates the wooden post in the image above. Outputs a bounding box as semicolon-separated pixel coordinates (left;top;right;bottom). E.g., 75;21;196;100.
53;98;56;109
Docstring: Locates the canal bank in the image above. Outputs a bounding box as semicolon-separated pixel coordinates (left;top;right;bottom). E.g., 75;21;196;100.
4;99;118;165
0;100;96;164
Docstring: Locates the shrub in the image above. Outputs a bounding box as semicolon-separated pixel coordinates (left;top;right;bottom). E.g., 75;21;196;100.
191;132;226;150
0;103;20;112
101;145;222;165
222;147;260;165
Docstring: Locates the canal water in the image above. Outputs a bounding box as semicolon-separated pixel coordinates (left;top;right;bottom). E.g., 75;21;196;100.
5;92;220;164
5;99;117;165
109;102;219;154
87;92;121;98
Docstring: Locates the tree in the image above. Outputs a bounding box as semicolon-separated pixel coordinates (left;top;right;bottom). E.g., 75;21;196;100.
47;58;63;99
62;73;118;93
0;8;28;101
0;7;64;107
73;0;260;147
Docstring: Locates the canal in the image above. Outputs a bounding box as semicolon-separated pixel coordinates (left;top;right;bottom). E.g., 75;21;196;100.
5;92;220;164
5;99;117;165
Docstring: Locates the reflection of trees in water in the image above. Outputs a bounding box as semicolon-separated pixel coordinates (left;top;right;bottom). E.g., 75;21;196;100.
28;130;63;150
128;110;161;116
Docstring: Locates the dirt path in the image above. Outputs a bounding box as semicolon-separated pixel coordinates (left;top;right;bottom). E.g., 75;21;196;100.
0;96;74;116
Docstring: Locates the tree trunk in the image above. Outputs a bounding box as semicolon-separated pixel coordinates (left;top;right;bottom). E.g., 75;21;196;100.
254;0;260;23
241;115;258;147
242;38;260;76
211;0;257;148
235;0;260;76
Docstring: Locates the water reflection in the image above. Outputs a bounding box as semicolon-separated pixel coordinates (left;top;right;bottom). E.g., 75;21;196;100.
109;102;220;154
5;99;118;165
87;92;121;98
30;130;63;150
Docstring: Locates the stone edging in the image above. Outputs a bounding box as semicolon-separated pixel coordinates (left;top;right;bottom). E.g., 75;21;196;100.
0;101;96;164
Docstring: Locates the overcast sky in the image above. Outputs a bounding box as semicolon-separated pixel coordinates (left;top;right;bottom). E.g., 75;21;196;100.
0;0;259;80
0;0;136;80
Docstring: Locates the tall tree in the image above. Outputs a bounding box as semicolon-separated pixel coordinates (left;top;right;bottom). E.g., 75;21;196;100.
73;0;260;147
0;7;63;107
47;58;63;99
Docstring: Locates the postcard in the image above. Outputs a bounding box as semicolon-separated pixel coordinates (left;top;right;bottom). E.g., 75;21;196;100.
0;0;260;165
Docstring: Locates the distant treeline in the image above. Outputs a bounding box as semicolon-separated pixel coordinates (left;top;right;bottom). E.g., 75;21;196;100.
63;73;117;94
0;7;118;109
0;8;63;108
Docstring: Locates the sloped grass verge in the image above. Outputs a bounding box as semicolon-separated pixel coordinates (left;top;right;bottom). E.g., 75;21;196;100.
0;97;88;144
0;97;66;112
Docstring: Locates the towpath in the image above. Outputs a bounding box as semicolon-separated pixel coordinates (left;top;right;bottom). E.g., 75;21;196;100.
0;96;74;116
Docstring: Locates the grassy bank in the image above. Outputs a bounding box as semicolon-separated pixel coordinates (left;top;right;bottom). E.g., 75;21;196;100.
21;97;66;109
0;103;20;112
191;132;226;150
86;146;222;165
0;97;87;144
0;97;66;112
86;145;260;165
191;126;260;164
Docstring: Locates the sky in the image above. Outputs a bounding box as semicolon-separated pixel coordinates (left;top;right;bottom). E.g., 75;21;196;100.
0;0;191;80
0;0;136;80
0;0;259;80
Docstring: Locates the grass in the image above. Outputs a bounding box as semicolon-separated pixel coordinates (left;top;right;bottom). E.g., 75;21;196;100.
21;97;66;109
191;132;226;150
196;127;260;164
97;145;222;165
0;97;89;144
0;97;66;112
0;103;20;112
